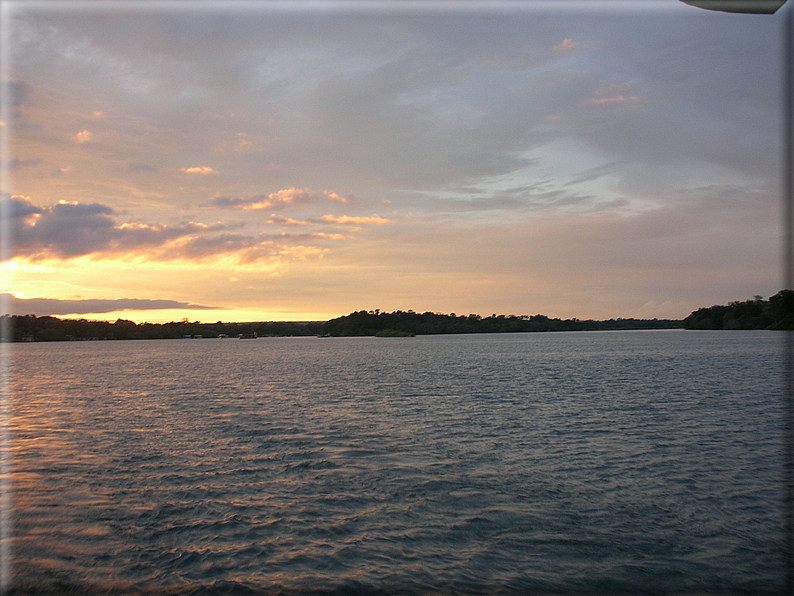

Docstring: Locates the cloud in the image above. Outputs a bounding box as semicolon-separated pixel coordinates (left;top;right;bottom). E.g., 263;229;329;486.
5;194;44;218
211;187;348;210
316;214;390;225
266;213;391;226
211;187;313;210
7;199;208;259
2;294;214;316
3;196;334;264
567;161;623;185
554;38;577;52
181;166;214;174
74;129;93;143
52;199;115;217
312;232;346;240
266;215;312;226
157;232;272;261
322;190;348;204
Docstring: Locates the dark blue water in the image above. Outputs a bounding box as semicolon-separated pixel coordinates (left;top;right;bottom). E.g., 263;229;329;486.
6;330;785;594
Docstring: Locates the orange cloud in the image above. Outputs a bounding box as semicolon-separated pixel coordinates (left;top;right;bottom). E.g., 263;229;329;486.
181;166;214;174
258;187;313;208
1;196;361;270
312;232;347;240
318;214;390;225
74;129;93;143
212;187;350;210
268;213;391;226
323;190;349;204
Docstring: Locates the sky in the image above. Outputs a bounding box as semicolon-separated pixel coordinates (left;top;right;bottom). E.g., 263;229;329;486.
0;0;786;322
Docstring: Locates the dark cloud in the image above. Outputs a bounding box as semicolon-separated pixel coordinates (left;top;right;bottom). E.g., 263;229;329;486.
3;196;334;263
1;293;214;316
5;197;218;259
51;201;115;217
5;195;44;218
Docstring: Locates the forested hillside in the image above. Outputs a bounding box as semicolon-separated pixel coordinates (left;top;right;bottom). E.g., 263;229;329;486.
683;290;794;330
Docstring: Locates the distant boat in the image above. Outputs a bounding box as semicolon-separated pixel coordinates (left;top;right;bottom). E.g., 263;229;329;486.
317;333;331;338
238;333;257;339
218;334;229;338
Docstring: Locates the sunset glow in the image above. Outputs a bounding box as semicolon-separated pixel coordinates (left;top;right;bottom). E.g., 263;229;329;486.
1;1;783;322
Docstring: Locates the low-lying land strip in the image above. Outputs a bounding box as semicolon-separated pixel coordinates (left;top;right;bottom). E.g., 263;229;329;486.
5;289;792;341
2;312;680;342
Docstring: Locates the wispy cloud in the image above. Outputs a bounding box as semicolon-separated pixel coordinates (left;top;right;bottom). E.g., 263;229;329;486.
266;215;312;226
554;38;577;52
181;166;214;174
2;293;214;316
211;187;350;210
317;214;390;225
587;83;639;105
267;213;391;226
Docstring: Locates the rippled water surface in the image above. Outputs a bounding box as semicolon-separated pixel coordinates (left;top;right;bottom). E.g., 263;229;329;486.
7;331;785;594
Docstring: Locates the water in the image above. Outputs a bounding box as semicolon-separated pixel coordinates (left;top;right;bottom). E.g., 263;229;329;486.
6;330;785;594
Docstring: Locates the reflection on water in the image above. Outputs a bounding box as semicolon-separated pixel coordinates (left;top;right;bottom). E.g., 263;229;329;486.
8;331;785;593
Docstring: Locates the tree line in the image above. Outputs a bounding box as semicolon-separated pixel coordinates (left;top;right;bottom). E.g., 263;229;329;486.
2;315;325;342
322;310;682;337
7;290;792;342
1;311;682;342
682;289;794;330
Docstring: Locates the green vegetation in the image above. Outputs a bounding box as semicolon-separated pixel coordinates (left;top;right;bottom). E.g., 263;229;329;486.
322;310;682;337
1;315;325;342
1;310;683;342
15;291;793;342
683;290;794;330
